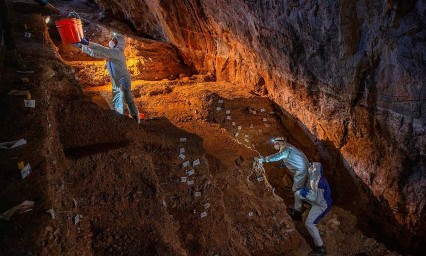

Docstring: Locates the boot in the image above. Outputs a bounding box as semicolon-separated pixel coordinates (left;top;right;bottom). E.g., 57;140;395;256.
132;115;140;124
309;246;327;256
289;210;302;221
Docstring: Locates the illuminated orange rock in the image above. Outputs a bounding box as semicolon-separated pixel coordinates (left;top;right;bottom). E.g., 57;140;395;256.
89;0;425;252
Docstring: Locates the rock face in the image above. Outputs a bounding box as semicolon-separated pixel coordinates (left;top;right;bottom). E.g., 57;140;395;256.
92;0;426;253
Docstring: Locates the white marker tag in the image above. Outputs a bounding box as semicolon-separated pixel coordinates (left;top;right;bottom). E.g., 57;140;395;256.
21;164;31;179
180;138;187;142
187;180;194;185
73;214;81;225
194;192;201;197
179;154;186;160
226;116;231;120
248;212;254;217
216;107;221;111
24;100;35;108
237;126;242;130
183;161;190;167
245;134;249;138
204;203;211;209
263;118;267;122
257;177;264;182
193;159;200;166
46;209;55;219
253;110;257;114
200;212;207;218
180;148;185;154
181;177;187;183
235;133;239;137
218;99;224;104
226;110;231;114
250;124;254;128
260;108;265;112
187;170;195;176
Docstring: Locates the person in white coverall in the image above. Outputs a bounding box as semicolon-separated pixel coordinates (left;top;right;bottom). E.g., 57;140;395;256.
254;137;309;220
78;34;140;123
296;162;332;256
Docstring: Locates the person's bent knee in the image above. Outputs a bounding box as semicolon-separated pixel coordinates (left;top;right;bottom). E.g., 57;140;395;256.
305;219;314;229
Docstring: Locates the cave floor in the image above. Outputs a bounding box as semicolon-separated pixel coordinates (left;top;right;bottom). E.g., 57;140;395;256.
82;79;400;256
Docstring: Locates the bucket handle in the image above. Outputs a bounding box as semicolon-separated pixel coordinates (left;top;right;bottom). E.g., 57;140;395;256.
68;11;81;19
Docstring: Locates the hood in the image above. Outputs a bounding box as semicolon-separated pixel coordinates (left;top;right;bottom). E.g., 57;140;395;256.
309;162;323;190
114;34;126;50
313;162;323;176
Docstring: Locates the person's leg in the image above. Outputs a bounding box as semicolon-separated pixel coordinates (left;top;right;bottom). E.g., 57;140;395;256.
119;77;138;119
305;205;330;255
305;205;325;247
287;190;303;221
112;78;124;114
294;191;303;212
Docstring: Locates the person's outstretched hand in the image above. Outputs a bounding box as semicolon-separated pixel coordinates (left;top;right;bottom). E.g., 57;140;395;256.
45;3;60;15
254;156;265;163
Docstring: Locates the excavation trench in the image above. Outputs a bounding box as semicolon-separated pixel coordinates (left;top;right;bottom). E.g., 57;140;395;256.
0;0;421;255
44;2;407;254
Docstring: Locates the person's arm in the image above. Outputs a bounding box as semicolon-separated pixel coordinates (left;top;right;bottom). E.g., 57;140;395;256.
32;0;60;14
32;0;48;5
264;148;290;163
304;185;319;203
81;42;120;60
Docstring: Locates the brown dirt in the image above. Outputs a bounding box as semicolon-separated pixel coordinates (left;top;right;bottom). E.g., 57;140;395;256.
0;1;403;256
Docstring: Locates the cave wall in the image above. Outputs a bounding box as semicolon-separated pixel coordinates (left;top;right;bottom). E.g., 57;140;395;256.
92;0;426;252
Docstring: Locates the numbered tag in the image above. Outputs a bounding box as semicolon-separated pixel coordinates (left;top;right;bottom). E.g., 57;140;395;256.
24;100;35;108
193;159;200;166
21;164;31;179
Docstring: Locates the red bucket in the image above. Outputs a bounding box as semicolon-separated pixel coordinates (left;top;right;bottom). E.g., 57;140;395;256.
55;18;84;44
